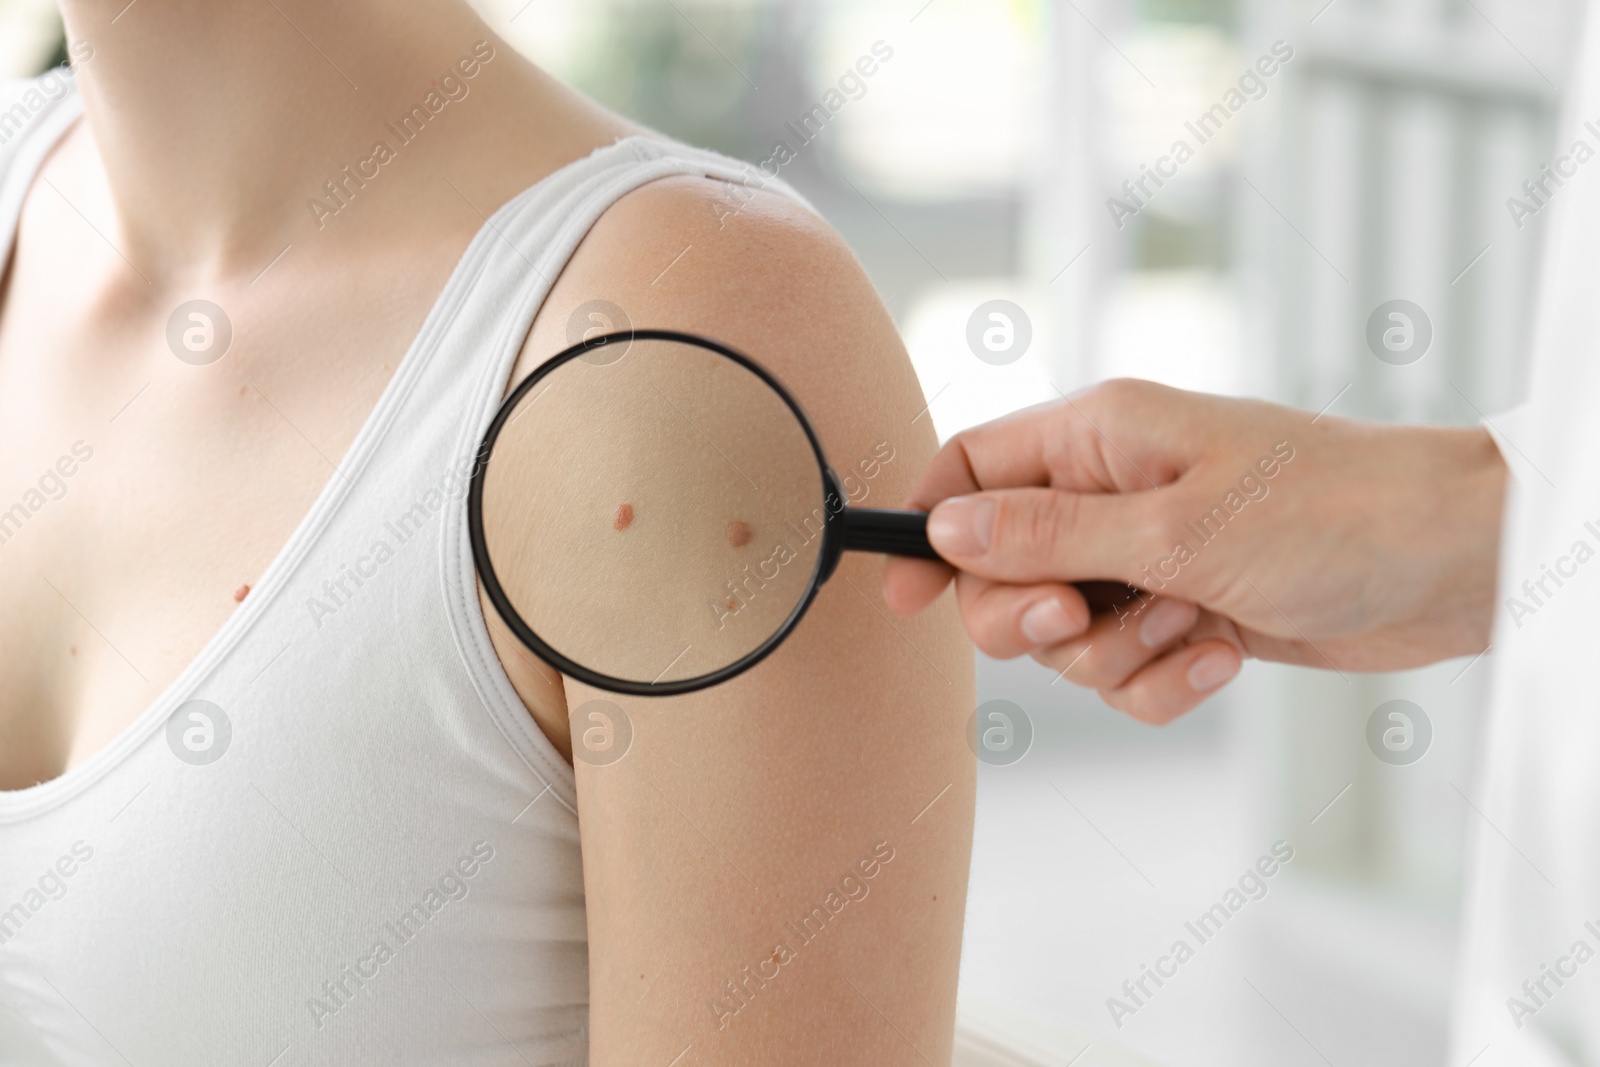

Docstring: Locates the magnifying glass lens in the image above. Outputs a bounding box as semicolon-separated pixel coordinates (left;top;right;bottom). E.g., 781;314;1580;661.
479;337;827;688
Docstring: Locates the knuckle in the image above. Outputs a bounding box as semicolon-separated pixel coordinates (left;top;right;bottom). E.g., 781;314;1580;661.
956;581;1021;659
1078;646;1134;691
1090;377;1146;405
1116;663;1203;725
996;491;1077;564
1098;685;1137;716
1127;491;1189;576
968;616;1018;659
1101;683;1176;725
1038;638;1107;688
1079;377;1154;419
947;424;979;458
942;430;976;478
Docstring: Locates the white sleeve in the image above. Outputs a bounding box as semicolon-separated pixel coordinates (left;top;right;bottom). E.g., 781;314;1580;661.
1482;404;1542;484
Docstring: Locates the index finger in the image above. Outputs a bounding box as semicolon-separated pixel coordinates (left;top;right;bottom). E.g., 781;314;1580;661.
887;404;1077;614
904;386;1202;516
901;401;1060;512
888;385;1201;614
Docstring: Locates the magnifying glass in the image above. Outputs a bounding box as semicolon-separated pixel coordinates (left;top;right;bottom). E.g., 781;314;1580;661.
468;329;940;697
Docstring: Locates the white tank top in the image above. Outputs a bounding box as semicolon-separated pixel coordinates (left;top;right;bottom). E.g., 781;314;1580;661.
0;77;790;1067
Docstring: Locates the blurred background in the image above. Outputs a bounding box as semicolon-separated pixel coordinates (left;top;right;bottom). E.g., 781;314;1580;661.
2;0;1585;1062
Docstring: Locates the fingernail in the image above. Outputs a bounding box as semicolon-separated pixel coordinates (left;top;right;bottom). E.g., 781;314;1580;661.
1139;599;1196;649
927;496;995;558
1188;650;1240;693
1020;598;1077;646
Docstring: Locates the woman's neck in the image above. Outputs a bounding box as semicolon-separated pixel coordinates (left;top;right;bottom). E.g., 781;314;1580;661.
55;0;505;276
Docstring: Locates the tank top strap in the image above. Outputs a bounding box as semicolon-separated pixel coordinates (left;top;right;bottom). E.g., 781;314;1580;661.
0;77;83;269
413;135;810;798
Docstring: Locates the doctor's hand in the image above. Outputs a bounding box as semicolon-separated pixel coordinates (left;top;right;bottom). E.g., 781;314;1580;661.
883;380;1508;724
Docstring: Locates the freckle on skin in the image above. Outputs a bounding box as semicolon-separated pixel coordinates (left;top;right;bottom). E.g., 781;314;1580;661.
726;520;752;548
725;596;739;611
613;503;634;531
233;584;250;602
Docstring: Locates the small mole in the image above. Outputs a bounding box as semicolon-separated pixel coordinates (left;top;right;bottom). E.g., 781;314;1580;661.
613;503;635;531
238;385;247;397
69;645;77;657
233;584;251;603
725;596;739;612
725;520;752;548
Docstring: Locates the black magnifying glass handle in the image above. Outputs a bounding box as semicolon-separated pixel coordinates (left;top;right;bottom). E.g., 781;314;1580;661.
838;507;940;560
823;473;1143;613
834;509;1140;607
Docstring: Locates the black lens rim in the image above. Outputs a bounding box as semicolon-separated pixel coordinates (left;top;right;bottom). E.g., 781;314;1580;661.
468;329;836;697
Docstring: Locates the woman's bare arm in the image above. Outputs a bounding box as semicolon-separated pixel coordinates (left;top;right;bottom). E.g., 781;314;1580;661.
484;176;975;1064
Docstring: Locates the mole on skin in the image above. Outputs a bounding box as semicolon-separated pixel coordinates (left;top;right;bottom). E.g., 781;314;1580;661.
725;520;752;548
233;584;251;603
614;503;635;531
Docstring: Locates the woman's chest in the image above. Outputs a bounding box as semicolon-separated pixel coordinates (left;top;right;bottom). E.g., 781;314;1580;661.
0;243;447;789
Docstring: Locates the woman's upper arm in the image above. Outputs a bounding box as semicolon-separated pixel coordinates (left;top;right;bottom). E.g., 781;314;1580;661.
509;175;977;1064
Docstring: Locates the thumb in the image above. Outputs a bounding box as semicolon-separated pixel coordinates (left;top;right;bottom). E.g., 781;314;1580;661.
925;487;1160;586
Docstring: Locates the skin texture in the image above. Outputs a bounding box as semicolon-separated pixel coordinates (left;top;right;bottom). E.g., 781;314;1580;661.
883;379;1509;724
0;2;975;1062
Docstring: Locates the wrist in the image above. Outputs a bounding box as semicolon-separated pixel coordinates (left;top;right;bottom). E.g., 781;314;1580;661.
1429;426;1508;652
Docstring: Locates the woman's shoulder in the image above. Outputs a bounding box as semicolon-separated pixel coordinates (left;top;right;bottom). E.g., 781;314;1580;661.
519;155;904;435
582;161;838;280
491;70;923;487
535;132;862;331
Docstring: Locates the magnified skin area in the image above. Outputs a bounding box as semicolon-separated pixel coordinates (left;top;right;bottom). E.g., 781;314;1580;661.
479;176;976;1065
481;339;825;685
